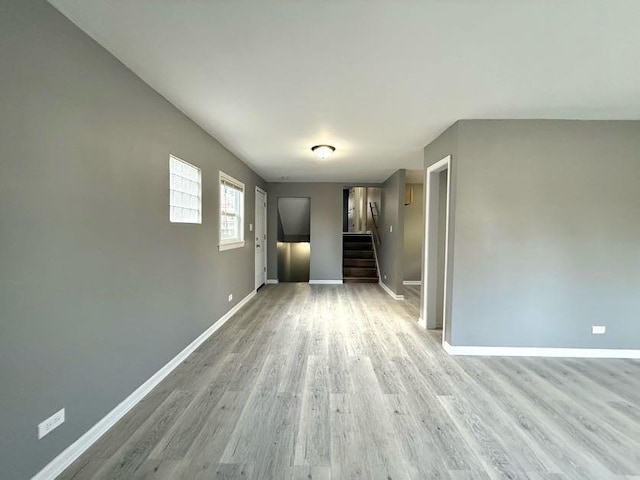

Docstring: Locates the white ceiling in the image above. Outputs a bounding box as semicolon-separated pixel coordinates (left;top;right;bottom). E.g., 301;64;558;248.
49;0;640;183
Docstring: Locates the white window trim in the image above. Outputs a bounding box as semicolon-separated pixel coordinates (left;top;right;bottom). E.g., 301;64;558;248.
169;154;202;224
219;240;245;252
219;171;245;251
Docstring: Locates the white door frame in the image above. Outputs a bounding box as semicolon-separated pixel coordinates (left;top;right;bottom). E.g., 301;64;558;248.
420;155;451;347
255;186;267;290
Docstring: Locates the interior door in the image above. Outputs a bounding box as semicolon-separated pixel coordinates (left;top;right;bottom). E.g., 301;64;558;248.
255;187;267;289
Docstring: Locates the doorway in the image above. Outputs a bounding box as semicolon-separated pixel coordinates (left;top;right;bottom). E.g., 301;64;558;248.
422;155;451;345
277;197;311;282
255;187;267;290
342;186;382;234
402;170;425;312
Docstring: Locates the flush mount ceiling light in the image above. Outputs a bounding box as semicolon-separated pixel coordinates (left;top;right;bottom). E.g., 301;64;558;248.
311;144;336;159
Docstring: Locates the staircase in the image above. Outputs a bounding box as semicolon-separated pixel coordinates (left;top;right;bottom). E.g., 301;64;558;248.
343;234;379;283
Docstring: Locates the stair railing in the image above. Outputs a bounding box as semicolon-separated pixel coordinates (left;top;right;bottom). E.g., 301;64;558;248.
369;201;381;246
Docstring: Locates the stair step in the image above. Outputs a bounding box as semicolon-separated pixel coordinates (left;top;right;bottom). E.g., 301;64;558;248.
343;277;379;283
342;234;377;284
343;250;374;259
343;242;373;250
343;234;373;243
343;267;378;277
343;259;376;268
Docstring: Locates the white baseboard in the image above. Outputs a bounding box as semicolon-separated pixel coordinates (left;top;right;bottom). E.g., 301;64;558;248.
379;281;405;300
443;341;640;359
266;279;279;284
418;317;426;329
309;279;343;285
32;289;257;480
403;280;422;286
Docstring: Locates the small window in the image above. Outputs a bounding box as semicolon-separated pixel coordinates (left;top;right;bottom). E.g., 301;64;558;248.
169;155;202;224
219;171;245;251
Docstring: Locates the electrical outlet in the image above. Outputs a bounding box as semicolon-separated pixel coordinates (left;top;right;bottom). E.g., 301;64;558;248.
592;325;606;335
38;408;65;439
383;274;387;280
249;223;253;231
228;294;233;302
389;225;393;233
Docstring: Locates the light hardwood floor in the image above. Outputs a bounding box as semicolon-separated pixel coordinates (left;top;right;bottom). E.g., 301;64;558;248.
59;283;640;479
403;284;421;318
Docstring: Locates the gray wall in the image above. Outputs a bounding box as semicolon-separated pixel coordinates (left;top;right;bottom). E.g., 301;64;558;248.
379;170;406;295
403;183;424;282
267;183;343;281
433;119;640;348
0;1;265;478
277;197;311;241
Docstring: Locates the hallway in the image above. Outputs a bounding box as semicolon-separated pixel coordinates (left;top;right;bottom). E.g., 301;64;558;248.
60;284;640;479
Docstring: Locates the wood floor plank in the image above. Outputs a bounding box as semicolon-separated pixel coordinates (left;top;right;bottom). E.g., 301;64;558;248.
182;462;254;480
327;331;353;394
390;356;484;473
489;358;636;476
278;329;310;394
430;356;560;476
382;393;453;478
57;284;640;480
182;390;250;468
437;393;531;479
346;355;413;479
329;393;368;480
523;357;640;444
564;359;640;405
460;357;610;480
293;355;331;467
90;389;194;480
131;459;182;480
292;465;331;480
147;382;227;460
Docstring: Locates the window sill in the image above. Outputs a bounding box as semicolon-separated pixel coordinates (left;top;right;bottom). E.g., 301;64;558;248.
219;241;245;252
